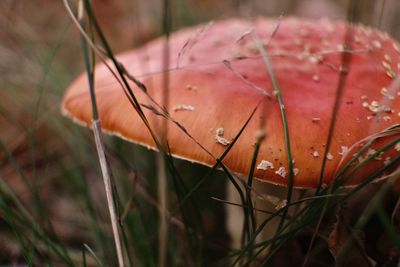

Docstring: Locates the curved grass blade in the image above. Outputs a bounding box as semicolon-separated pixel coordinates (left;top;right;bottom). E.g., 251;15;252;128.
83;243;105;267
251;17;295;254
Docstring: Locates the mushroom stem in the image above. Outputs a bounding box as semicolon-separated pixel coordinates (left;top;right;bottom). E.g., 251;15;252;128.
226;179;297;257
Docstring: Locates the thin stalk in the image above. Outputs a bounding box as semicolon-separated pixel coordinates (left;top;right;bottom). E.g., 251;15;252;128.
158;0;172;266
303;2;356;265
164;151;204;265
241;120;266;265
78;1;125;266
245;128;265;236
252;21;294;253
157;154;168;267
92;120;125;267
373;0;387;28
82;249;87;267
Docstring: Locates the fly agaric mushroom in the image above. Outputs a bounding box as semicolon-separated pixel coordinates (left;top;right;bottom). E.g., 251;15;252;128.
62;17;400;255
62;17;400;189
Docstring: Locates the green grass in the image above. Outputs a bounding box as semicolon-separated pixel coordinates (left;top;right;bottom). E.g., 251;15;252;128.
1;0;400;266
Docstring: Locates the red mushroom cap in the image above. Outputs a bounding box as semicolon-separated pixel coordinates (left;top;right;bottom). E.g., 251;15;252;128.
62;17;400;188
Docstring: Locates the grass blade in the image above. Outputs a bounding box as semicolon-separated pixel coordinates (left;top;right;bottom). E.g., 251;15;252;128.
78;2;125;265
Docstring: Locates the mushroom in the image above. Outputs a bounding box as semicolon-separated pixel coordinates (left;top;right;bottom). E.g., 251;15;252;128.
62;17;400;251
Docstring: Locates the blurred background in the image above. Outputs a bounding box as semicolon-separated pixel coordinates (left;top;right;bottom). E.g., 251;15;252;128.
0;0;399;266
